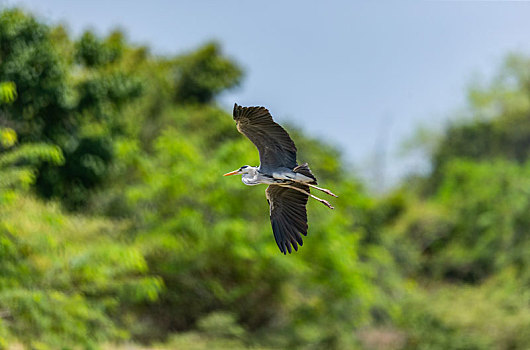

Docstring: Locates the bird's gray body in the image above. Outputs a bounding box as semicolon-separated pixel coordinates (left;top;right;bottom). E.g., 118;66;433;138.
240;166;316;186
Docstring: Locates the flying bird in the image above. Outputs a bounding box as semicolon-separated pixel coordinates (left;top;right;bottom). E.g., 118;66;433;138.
224;104;337;254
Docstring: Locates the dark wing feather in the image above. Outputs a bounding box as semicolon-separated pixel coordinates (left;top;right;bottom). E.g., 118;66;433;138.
233;104;297;173
266;184;309;254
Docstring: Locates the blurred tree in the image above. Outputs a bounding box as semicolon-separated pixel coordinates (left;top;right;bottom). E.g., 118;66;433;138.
427;54;530;192
373;53;530;350
0;9;143;208
173;42;243;104
0;81;17;104
0;80;63;198
0;81;161;349
75;30;124;67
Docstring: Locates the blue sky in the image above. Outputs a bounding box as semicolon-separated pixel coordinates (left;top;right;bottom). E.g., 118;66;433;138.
4;0;530;188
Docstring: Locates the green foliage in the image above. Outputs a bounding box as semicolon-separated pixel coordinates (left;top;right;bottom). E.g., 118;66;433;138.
380;53;530;350
428;54;530;191
0;9;71;140
0;85;64;193
431;159;530;282
158;312;272;350
75;30;124;67
0;9;144;207
173;42;243;104
0;141;63;189
0;81;17;104
396;275;530;350
0;67;159;349
0;195;162;349
387;161;530;285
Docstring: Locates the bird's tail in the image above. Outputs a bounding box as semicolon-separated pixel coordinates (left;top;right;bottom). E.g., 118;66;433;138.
293;163;317;184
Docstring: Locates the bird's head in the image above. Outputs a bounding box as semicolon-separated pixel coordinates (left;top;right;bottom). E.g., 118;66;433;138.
223;165;252;176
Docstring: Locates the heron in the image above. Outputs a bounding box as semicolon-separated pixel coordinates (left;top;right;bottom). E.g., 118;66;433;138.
224;104;337;254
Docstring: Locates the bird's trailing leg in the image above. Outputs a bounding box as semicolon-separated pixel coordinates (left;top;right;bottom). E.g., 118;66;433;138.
306;183;338;198
281;184;334;209
288;179;338;197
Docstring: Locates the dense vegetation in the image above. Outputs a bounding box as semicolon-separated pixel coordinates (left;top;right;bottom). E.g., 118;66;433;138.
0;8;528;350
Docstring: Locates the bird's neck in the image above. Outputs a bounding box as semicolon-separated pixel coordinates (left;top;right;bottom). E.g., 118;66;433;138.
241;167;259;185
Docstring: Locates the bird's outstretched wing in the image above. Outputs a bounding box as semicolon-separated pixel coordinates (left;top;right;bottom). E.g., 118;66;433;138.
233;104;297;173
266;184;309;254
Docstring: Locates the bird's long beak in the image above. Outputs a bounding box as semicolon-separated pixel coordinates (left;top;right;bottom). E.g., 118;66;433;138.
223;169;239;176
